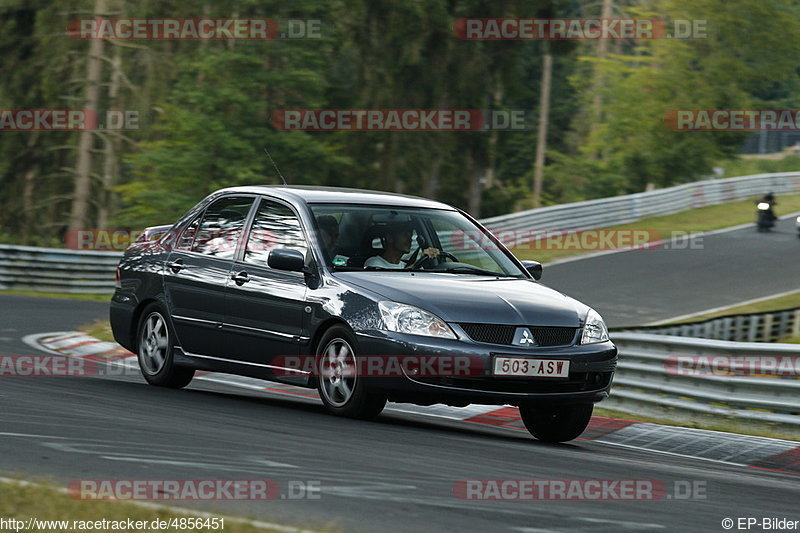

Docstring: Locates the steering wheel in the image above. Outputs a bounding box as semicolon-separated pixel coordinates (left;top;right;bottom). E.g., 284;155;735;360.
438;251;459;262
407;248;458;270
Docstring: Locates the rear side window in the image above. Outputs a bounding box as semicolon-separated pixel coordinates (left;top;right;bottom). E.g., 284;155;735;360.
191;196;255;259
244;199;308;267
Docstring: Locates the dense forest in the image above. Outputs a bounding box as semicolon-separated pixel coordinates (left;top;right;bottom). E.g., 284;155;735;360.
1;0;799;245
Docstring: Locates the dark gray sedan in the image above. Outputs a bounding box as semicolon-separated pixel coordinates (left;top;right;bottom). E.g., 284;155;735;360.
110;186;616;442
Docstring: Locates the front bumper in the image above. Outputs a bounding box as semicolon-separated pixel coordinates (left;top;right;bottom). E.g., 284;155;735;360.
354;329;617;407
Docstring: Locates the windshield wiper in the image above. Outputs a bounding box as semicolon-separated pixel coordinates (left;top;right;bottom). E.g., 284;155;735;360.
437;266;518;277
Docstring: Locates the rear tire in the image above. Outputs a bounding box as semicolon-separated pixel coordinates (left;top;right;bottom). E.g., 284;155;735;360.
519;403;593;442
136;303;195;389
315;325;386;419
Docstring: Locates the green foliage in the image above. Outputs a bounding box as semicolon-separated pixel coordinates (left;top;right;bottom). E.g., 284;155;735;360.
2;0;800;243
718;155;800;178
554;0;800;192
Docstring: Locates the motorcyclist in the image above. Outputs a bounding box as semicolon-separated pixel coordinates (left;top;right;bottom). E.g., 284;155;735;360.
756;192;777;231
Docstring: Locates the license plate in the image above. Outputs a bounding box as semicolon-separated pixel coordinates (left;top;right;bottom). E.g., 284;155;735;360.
493;357;570;378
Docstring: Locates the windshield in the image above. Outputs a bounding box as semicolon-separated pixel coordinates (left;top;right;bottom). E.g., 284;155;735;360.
308;204;525;277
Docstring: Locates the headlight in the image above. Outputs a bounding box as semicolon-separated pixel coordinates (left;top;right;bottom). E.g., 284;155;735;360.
581;309;609;344
378;301;456;339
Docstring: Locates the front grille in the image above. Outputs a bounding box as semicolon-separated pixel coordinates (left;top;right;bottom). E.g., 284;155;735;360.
459;323;577;347
459;323;516;345
531;326;578;346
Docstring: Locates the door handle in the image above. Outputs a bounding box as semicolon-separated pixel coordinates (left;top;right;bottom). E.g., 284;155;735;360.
231;270;250;286
167;259;184;273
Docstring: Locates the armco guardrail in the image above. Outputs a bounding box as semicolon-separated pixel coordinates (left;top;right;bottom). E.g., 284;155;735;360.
0;244;119;294
2;171;800;294
622;307;800;343
609;332;800;425
481;171;800;235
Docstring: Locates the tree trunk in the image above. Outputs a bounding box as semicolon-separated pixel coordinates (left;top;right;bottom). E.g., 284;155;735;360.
467;149;483;216
384;134;400;193
592;0;613;124
68;0;107;231
532;49;552;207
485;77;503;188
423;143;444;198
98;41;123;229
21;132;40;244
22;168;37;244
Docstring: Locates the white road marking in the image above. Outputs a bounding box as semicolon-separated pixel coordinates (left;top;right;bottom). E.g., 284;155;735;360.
21;332;74;355
101;456;299;469
0;432;69;440
577;517;666;529
589;439;749;469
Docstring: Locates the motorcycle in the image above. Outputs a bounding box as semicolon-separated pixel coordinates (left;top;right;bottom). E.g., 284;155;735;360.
796;215;800;239
756;201;776;232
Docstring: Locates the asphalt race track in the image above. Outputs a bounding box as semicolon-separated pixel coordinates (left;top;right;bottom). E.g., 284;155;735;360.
1;370;798;533
1;216;799;532
544;216;800;327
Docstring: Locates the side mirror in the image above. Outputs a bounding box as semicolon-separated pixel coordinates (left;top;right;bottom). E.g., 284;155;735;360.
268;248;306;272
521;260;543;280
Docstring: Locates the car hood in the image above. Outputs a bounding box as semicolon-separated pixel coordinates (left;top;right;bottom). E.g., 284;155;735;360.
332;272;588;326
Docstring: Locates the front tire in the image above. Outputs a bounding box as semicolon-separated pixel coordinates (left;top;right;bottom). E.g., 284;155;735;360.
315;325;386;419
136;304;195;388
519;403;593;442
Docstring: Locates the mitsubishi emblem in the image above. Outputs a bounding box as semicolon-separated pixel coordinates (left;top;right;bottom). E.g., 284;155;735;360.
514;327;537;346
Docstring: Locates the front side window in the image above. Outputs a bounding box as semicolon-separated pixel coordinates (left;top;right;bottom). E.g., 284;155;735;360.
175;216;200;251
308;204;525;277
244;199;308;267
191;196;255;259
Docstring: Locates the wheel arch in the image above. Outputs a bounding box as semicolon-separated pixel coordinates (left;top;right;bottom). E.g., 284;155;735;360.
307;318;357;387
129;297;167;352
310;317;357;353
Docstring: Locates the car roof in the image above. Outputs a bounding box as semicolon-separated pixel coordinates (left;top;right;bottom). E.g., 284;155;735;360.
215;185;455;210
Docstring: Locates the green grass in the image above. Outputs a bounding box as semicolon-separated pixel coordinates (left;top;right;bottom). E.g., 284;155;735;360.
80;318;115;343
0;289;111;302
512;193;800;264
0;478;326;533
718;154;800;178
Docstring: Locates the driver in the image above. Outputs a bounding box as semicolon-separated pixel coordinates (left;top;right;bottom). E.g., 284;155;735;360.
364;222;439;270
316;215;340;257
